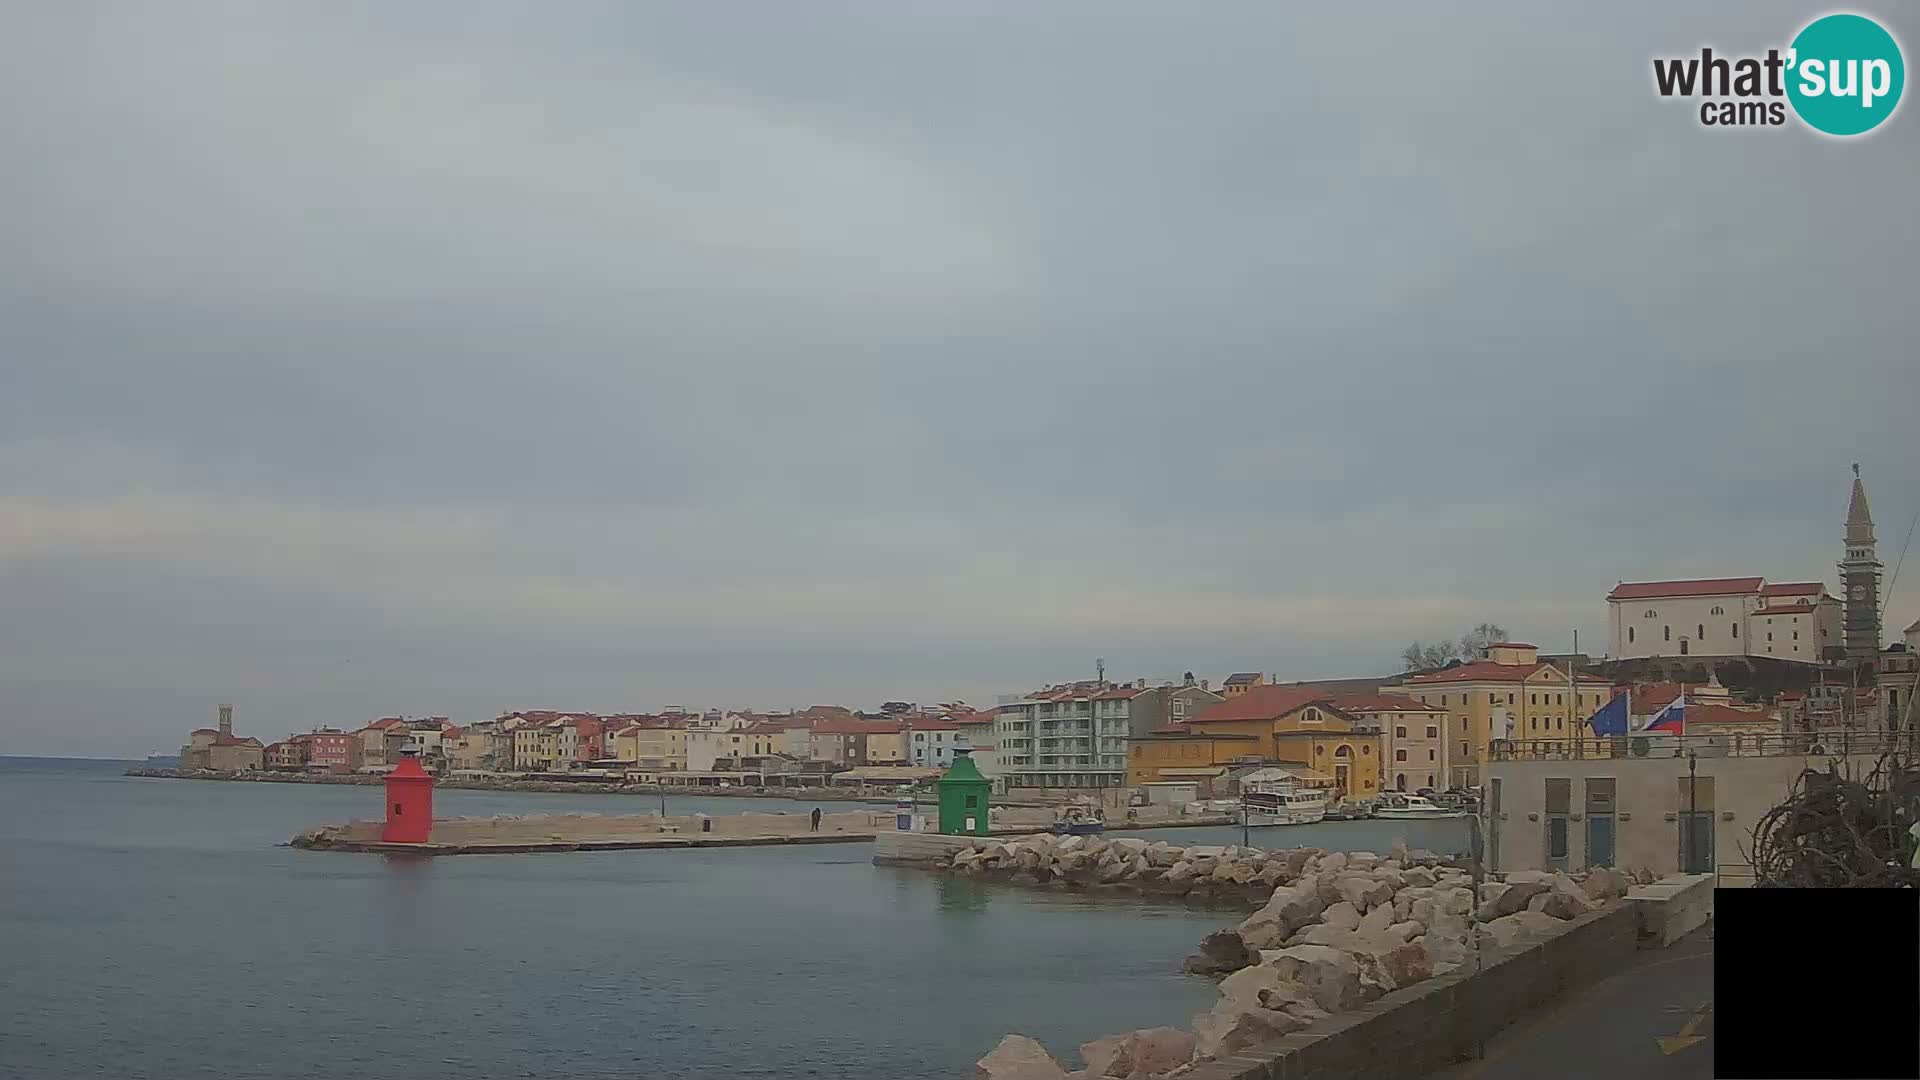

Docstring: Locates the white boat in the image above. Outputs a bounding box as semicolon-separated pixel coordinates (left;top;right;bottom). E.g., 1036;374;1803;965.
1375;793;1467;820
1236;783;1329;826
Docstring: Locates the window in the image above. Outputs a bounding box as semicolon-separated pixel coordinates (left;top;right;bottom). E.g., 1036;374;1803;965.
1489;694;1498;705
1628;627;1635;643
1644;609;1657;618
1395;725;1407;738
1556;694;1564;705
1768;632;1773;641
1396;749;1407;761
1426;725;1438;738
1697;623;1705;639
1732;624;1738;639
1334;745;1350;757
1508;693;1515;705
1664;625;1671;641
1710;606;1725;616
1793;631;1799;640
1429;749;1436;761
1361;745;1371;755
1530;694;1537;705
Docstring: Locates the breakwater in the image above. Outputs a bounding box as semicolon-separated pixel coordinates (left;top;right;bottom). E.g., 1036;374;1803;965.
966;835;1650;1079
125;766;1005;803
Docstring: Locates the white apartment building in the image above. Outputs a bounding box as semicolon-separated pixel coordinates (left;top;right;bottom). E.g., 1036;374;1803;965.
995;682;1137;789
1607;577;1841;665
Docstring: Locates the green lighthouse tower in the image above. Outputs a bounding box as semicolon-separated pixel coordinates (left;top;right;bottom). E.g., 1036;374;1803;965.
936;746;992;836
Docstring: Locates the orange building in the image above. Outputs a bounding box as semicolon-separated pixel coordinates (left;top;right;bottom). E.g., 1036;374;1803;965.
1169;686;1386;799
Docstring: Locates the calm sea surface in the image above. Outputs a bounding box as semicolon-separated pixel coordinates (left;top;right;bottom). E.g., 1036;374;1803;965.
0;758;1469;1079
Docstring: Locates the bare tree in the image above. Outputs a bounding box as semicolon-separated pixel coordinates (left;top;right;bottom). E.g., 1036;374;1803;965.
1399;622;1510;672
1458;622;1510;661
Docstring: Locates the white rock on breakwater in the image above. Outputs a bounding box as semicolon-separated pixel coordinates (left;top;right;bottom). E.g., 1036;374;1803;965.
974;850;1626;1078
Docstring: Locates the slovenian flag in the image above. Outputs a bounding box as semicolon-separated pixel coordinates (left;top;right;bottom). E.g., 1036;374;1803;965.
1584;693;1629;737
1645;694;1686;734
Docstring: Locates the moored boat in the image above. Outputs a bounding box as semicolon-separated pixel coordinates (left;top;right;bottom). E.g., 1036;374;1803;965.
1236;781;1329;827
1050;806;1105;835
1375;793;1467;820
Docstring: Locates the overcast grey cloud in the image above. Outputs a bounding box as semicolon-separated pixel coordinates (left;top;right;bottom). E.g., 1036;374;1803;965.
3;2;1917;756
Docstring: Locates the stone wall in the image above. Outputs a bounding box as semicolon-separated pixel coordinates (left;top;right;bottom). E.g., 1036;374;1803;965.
1179;903;1640;1080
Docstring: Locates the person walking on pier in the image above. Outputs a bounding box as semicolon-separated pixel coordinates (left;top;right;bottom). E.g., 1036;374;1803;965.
809;807;822;832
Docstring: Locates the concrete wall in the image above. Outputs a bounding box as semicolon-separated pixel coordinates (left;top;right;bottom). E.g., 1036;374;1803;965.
1487;750;1882;880
1184;903;1643;1080
871;832;979;866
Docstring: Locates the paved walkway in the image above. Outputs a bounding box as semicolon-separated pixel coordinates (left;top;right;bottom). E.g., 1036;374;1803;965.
1426;923;1714;1080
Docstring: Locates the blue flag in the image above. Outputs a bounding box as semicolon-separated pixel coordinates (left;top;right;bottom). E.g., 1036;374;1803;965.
1584;693;1628;736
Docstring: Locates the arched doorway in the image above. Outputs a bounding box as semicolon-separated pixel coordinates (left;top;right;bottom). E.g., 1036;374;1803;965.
1395;774;1407;791
1333;744;1352;797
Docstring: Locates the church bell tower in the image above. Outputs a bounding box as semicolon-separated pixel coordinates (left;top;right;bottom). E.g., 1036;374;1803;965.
1840;464;1883;662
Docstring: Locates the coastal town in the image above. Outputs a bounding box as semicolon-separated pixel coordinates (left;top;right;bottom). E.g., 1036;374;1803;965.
155;470;1920;883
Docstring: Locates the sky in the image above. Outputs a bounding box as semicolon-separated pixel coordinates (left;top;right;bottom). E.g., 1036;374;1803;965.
3;3;1918;757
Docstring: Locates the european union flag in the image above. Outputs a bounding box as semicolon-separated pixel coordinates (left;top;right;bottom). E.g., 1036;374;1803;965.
1584;693;1628;736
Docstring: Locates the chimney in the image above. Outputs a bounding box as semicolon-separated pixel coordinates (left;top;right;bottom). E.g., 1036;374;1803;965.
1201;679;1210;692
217;704;234;738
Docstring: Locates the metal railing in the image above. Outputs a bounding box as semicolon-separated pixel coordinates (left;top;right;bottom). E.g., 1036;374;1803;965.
1488;731;1912;762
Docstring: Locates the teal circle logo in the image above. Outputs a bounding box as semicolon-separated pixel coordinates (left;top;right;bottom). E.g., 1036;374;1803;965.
1786;13;1905;136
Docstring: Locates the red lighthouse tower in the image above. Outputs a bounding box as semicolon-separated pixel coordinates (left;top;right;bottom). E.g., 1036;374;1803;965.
382;751;436;843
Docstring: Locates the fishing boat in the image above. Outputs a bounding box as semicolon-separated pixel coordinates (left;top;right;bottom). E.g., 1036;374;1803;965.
1050;806;1106;835
1375;793;1467;820
1236;780;1330;827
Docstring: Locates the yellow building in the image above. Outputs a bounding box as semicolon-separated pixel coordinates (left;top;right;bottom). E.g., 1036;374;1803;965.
863;727;906;765
614;724;687;771
512;722;561;772
1389;642;1613;787
1177;687;1385;799
1126;731;1263;790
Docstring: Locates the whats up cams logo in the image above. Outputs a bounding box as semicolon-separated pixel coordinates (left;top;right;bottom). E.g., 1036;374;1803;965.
1653;12;1905;136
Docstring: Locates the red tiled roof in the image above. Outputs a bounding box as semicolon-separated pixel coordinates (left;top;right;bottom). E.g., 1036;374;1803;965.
1404;660;1611;686
1761;582;1825;597
902;718;967;732
1189;686;1335;723
191;728;219;735
1327;693;1445;714
1627;683;1687;712
1091;687;1144;701
1608;577;1764;600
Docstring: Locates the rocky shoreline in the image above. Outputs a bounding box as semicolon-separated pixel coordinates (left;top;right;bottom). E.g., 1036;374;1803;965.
955;835;1645;1078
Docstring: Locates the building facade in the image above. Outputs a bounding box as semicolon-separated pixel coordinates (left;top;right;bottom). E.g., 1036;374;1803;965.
1607;578;1842;664
1485;736;1893;882
1125;679;1224;738
1174;686;1385;799
993;682;1137;789
1330;694;1451;793
1388;643;1612;787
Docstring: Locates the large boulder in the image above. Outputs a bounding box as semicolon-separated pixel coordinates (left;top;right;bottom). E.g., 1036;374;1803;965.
1164;860;1198;884
1146;842;1181;868
1345;851;1380;871
1185;929;1255;975
1500;870;1554;885
1319;852;1349;873
1055;835;1086;854
1236;909;1289;951
1320;901;1361;931
1370;867;1407;891
1290;923;1365;949
1193;1004;1307;1060
1476;881;1550;921
1535;892;1592;921
1112;837;1150;858
1581;867;1631;901
1401;867;1437;888
1356;903;1396;938
977;1034;1066;1080
1479;911;1567;951
1079;1027;1195;1079
1264;944;1368;1013
1436;886;1475;917
1336;874;1397;913
1384;920;1424;942
1262;881;1327;936
1357;939;1434;995
1282;848;1317;876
